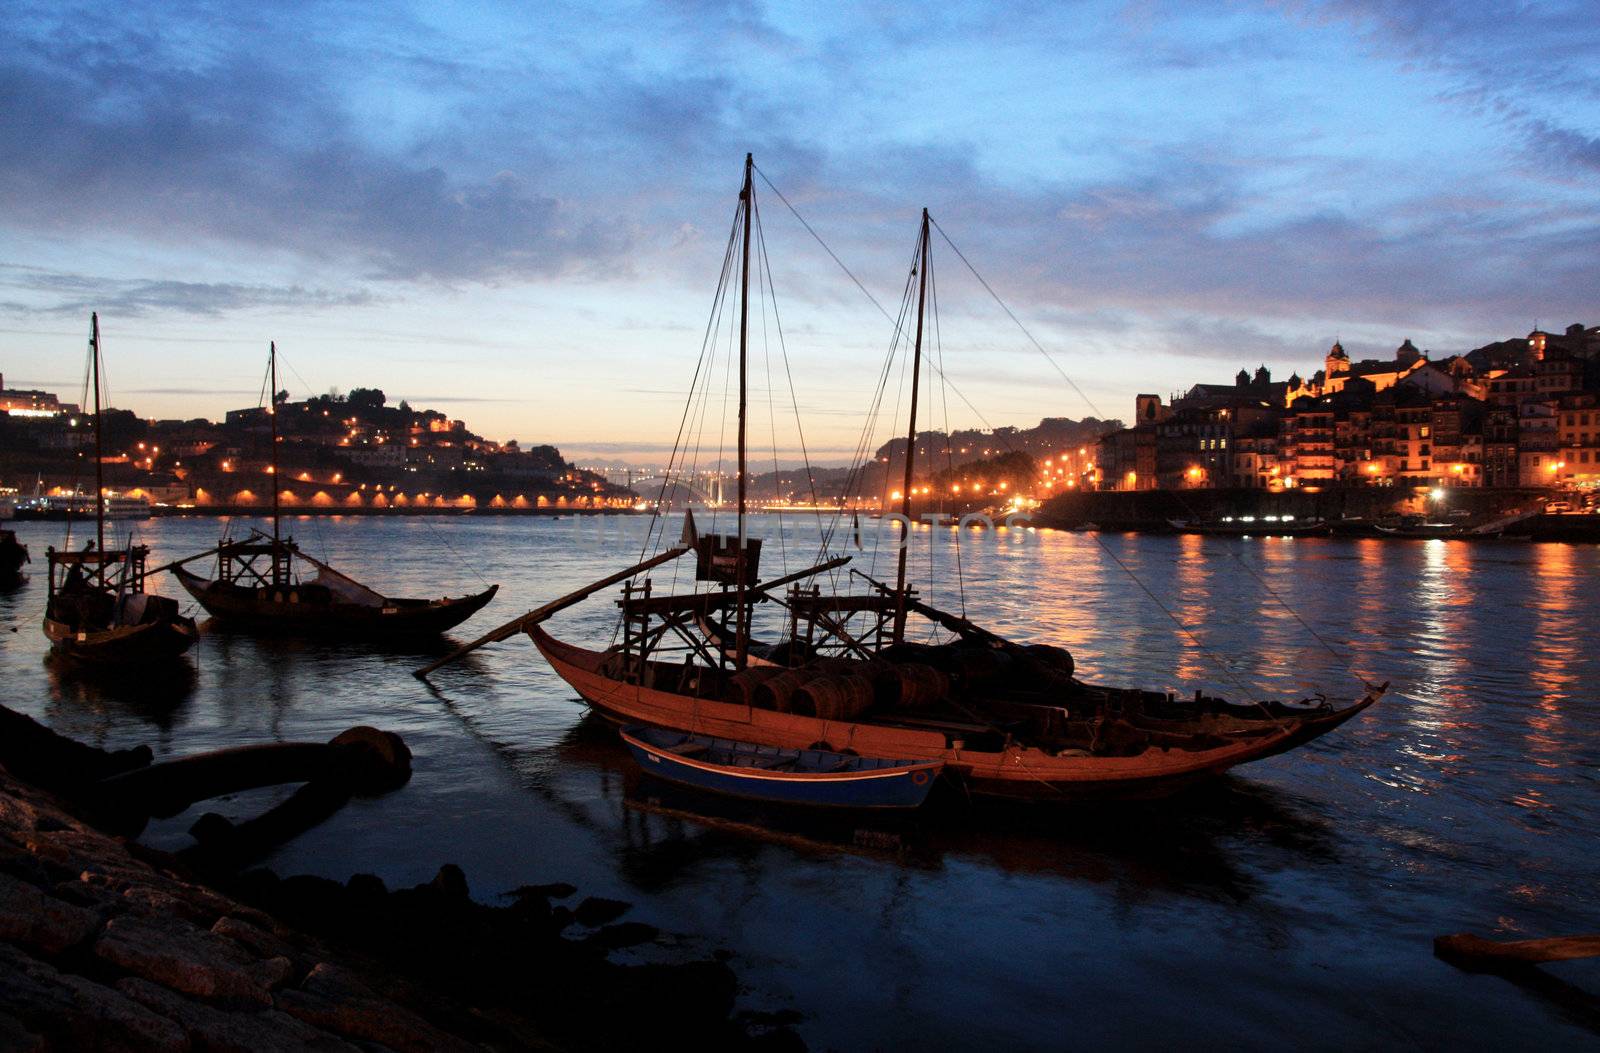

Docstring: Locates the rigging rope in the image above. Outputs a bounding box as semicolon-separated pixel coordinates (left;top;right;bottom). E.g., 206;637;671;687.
928;215;1358;685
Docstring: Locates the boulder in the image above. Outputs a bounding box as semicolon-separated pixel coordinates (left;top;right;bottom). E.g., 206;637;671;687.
0;871;102;955
0;943;188;1052
117;977;358;1053
94;914;293;1007
275;963;474;1053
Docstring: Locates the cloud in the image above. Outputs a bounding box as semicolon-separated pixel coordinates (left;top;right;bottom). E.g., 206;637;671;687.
0;266;375;317
0;17;628;286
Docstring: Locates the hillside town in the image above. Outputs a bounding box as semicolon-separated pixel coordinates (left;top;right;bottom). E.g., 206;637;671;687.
0;380;635;512
1093;324;1600;494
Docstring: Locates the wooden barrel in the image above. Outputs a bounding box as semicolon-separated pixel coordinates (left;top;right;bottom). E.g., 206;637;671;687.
889;663;948;710
754;669;820;713
726;666;787;708
950;646;1010;686
808;656;867;677
794;675;875;722
1020;643;1075;680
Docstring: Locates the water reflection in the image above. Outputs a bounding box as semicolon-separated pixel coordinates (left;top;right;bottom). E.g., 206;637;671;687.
545;711;1337;917
3;517;1599;1048
42;652;198;747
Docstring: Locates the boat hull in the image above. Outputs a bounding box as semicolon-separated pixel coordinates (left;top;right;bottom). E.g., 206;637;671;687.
530;625;1347;801
43;612;198;664
621;727;940;809
174;568;496;637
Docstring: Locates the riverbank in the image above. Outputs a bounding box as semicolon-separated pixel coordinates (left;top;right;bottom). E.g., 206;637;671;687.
0;708;799;1051
1035;486;1595;537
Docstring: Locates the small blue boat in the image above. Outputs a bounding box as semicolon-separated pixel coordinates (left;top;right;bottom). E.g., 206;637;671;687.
620;725;942;809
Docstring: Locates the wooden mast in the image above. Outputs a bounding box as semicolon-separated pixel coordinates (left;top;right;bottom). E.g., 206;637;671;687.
90;312;105;554
893;209;930;644
269;341;282;586
734;153;754;668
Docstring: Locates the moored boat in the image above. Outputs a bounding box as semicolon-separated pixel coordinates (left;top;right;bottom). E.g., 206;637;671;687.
165;342;498;639
1374;521;1500;540
620;725;942;809
1171;516;1331;537
41;315;197;665
424;155;1385;802
0;529;27;580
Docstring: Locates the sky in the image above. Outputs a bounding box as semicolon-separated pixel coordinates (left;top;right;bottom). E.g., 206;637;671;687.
1;0;1596;466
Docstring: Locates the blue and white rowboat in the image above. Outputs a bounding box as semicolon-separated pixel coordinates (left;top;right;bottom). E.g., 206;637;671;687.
620;725;943;809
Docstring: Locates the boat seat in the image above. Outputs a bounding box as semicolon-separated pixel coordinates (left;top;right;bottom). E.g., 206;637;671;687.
667;742;709;757
752;756;797;771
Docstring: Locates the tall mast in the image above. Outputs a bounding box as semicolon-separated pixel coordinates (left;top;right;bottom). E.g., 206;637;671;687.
893;209;931;644
734;153;754;668
89;312;106;554
269;341;281;584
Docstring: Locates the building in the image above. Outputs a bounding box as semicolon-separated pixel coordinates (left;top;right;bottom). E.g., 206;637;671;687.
0;375;65;417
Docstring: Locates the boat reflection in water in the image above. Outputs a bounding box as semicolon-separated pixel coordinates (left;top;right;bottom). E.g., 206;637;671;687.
43;651;199;738
553;712;1334;909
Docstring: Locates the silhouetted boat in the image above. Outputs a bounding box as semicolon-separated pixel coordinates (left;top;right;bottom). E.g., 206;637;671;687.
0;529;27;580
42;315;197;665
621;725;942;809
167;342;498;638
432;156;1384;801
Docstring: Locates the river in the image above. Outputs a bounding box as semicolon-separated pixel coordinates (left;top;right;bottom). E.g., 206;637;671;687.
2;513;1596;1049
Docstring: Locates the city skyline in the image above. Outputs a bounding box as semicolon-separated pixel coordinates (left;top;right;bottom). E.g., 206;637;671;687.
2;1;1596;462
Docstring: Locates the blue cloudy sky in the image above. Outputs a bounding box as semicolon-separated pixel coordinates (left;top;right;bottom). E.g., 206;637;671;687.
1;0;1596;463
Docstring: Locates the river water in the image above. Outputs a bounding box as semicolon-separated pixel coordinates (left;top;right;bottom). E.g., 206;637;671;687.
2;513;1596;1050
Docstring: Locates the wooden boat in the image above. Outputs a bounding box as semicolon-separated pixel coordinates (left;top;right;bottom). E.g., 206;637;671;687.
620;725;942;809
0;529;27;580
425;156;1384;801
42;315;198;664
166;343;498;638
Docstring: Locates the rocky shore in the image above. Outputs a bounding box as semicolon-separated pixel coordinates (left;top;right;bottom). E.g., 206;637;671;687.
0;709;801;1051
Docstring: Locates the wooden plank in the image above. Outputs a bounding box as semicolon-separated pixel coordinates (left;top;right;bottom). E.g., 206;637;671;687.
1436;933;1600;969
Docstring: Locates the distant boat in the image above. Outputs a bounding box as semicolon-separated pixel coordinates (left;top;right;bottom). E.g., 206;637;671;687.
167;341;498;638
1374;521;1502;540
42;314;197;665
620;725;942;809
16;493;151;520
1170;516;1331;538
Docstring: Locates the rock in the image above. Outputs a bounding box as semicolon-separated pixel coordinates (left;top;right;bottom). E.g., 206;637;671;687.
583;921;659;951
0;1010;45;1053
118;977;358;1053
0;871;102;955
428;864;469;902
0;943;189;1052
506;882;576;901
212;915;301;967
276;964;473;1053
573;896;630;928
327;727;412;795
94;914;293;1007
344;873;388;900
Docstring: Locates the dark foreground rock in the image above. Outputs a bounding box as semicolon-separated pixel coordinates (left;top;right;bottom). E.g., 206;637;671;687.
0;724;804;1051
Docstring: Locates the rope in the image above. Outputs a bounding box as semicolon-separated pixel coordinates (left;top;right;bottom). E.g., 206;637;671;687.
929;214;1363;696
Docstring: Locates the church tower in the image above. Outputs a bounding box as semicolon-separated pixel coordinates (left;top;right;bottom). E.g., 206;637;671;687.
1325;340;1349;377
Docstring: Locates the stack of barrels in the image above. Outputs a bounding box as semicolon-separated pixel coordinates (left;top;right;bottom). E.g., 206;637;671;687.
726;657;950;721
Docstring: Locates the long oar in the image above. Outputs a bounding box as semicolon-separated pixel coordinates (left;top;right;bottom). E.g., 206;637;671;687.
413;546;690;679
